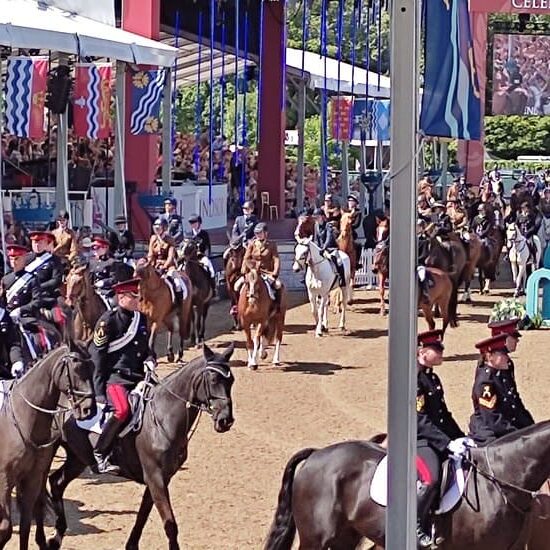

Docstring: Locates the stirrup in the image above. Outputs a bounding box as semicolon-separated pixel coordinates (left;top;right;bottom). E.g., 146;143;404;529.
93;451;121;475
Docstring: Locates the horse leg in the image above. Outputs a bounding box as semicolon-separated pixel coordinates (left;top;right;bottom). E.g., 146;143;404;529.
272;317;283;366
379;276;386;316
17;475;44;550
34;488;48;550
259;334;268;361
244;326;257;370
316;297;327;337
125;488;154;550
252;325;262;366
47;450;87;550
145;473;180;550
0;482;13;549
339;288;348;331
422;303;435;331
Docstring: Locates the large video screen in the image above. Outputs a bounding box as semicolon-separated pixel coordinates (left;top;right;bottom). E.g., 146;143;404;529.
492;33;550;116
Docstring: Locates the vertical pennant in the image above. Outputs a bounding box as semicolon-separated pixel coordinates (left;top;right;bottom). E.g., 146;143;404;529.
129;69;166;136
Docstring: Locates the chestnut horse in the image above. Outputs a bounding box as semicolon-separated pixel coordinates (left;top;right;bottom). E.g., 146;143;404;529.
338;212;357;303
224;244;246;329
135;259;192;363
372;218;390;315
64;265;107;343
418;266;457;335
294;214;315;241
237;267;286;369
460;233;482;303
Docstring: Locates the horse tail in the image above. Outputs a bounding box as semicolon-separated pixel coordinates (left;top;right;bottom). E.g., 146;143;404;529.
264;448;316;550
448;283;459;329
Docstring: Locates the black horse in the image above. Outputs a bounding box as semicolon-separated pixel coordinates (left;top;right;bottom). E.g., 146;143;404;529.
39;343;235;550
178;240;213;347
265;422;550;550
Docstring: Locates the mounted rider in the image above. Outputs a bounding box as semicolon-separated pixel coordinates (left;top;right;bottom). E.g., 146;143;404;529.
447;199;470;250
239;223;282;310
313;208;346;287
230;200;258;247
147;218;187;299
516;201;538;262
110;215;135;261
89;237;118;309
0;304;24;379
160;197;184;245
468;332;534;446
470;203;493;241
187;213;217;296
27;231;64;312
321;193;341;226
416;329;471;548
346;193;362;240
52;210;78;267
90;278;154;475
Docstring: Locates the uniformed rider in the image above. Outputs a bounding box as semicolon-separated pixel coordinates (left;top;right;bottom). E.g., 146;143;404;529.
313;208;346;287
111;215;135;261
148;218;177;273
471;204;493;241
160;198;184;245
90;237;117;309
516;201;538;262
90;278;154;475
230;201;258;246
429;203;453;238
321;193;342;226
27;231;64;310
52;210;78;266
239;223;282;309
416;329;471;548
468;332;534;446
0;304;24;379
188;213;217;295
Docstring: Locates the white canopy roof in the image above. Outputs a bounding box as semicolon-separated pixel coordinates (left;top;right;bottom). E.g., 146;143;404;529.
0;0;177;67
286;48;390;99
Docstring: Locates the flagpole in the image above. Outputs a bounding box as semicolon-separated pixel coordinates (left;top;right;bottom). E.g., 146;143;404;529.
0;56;7;274
114;60;128;219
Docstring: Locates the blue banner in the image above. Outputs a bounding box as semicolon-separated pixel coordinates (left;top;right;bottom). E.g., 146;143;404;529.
129;69;166;135
420;0;481;141
351;99;391;142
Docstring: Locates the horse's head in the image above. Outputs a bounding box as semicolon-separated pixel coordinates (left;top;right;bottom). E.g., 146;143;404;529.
293;239;311;272
55;343;96;421
65;265;88;307
135;258;153;279
506;223;520;248
199;343;235;433
376;219;390;242
244;267;260;304
339;212;353;239
181;239;199;261
296;215;315;239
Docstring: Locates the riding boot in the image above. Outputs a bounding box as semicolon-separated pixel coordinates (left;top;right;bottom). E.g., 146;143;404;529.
337;264;346;287
421;280;431;305
93;416;124;475
417;482;440;548
210;276;217;298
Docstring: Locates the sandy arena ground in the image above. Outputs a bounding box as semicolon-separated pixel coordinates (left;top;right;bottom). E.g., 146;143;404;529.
7;287;550;549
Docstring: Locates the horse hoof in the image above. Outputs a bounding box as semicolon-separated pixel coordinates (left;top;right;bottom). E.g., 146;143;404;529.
321;326;328;333
248;363;258;371
260;350;268;360
46;538;61;550
167;352;175;363
315;332;323;338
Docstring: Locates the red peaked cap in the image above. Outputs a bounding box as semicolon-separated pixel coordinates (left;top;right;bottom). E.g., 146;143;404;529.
487;318;521;339
418;329;444;351
113;278;141;295
7;244;29;257
92;237;110;249
29;231;55;243
475;334;509;354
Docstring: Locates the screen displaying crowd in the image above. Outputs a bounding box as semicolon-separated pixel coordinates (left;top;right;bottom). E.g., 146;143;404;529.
492;33;550;116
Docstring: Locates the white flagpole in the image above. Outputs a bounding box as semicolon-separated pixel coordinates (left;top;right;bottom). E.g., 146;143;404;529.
0;56;8;274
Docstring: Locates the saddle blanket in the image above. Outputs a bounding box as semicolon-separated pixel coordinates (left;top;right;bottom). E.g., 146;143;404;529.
0;379;12;412
164;275;188;304
370;455;465;515
261;275;276;301
76;382;149;437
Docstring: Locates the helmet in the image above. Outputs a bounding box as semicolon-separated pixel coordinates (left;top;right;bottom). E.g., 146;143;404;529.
313;208;325;217
243;201;254;211
188;213;202;224
153;218;168;227
254;222;268;234
57;210;69;220
164;198;177;207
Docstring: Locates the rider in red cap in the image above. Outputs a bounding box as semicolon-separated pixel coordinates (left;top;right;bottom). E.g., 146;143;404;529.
89;236;118;309
90;278;155;474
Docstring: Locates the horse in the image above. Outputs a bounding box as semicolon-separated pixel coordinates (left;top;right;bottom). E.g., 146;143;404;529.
418;266;457;335
179;240;213;348
40;343;235;550
476;227;505;295
506;223;542;297
224;243;246;329
337;212;357;303
295;214;315;241
237;267;286;369
372;218;390;316
134;259;192;363
537;215;550;259
64;264;107;343
460;233;482;303
0;344;95;550
293;239;351;337
264;421;550;550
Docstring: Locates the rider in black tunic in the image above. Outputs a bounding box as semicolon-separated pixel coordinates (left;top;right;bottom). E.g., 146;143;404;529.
110;215;135;260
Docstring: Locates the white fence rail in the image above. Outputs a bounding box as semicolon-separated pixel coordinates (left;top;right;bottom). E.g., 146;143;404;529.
354;248;378;288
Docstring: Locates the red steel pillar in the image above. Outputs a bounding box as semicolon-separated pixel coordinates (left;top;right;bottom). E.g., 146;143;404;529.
122;0;161;239
257;0;286;219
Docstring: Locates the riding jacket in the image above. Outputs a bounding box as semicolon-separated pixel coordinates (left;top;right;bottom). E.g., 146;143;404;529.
160;212;184;245
431;213;453;237
1;269;41;317
189;228;212;257
417;366;464;455
468;363;534;446
90;307;151;399
471;216;493;240
231;214;258;245
241;239;280;278
90;254;117;291
52;227;78;263
0;307;23;378
26;251;64;308
111;229;135;259
517;212;537;239
147;234;176;271
315;222;339;252
322;204;342;226
348;207;362;240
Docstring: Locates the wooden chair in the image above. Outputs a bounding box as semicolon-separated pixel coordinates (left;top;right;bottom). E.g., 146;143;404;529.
260;191;270;219
269;205;279;220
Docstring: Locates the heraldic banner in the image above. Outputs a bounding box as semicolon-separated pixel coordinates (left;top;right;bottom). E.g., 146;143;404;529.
73;63;112;139
420;0;481;141
129;69;166;136
5;56;48;139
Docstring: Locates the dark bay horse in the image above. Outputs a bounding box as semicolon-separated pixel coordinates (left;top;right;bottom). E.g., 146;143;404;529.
418;266;457;335
65;264;107;343
372;218;390;316
41;343;235;550
265;421;550;550
179;240;213;348
224;243;246;329
0;344;95;550
135;260;192;363
477;227;505;294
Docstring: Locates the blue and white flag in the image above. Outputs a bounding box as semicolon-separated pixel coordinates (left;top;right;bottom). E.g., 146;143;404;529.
351;99;391;142
129;69;166;135
420;0;481;141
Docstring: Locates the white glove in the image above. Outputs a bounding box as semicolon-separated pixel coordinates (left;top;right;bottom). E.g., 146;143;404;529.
11;361;24;378
463;437;476;448
144;359;156;372
94;280;105;289
447;438;468;457
9;308;21;322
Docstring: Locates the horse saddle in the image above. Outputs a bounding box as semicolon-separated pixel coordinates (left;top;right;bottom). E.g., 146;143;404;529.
416;266;435;289
76;381;154;437
370;455;466;515
164;274;188;304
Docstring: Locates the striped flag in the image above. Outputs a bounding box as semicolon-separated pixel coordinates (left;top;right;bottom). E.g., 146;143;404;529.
73;63;112;139
5;56;48;138
129;69;166;135
420;0;481;140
